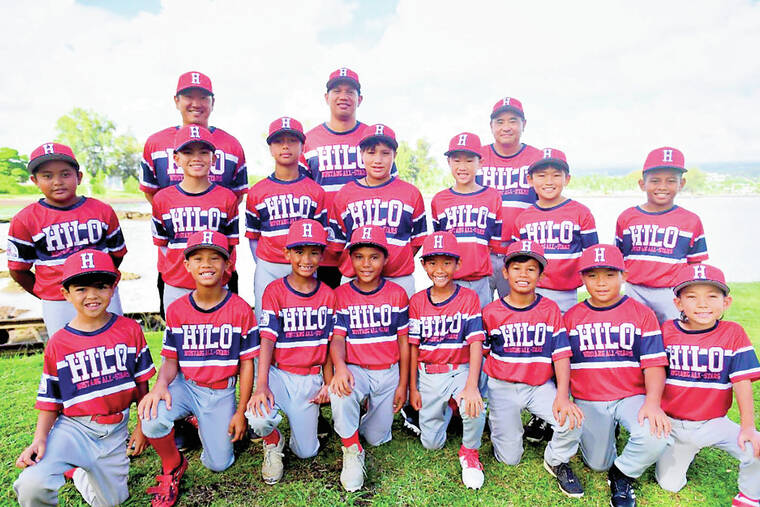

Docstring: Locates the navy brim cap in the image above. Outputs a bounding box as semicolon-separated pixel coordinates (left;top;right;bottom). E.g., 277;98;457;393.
183;244;230;259
285;240;326;249
348;241;388;256
503;250;547;269
580;264;625;273
643;165;688;174
673;279;729;295
62;270;119;287
28;154;79;173
359;135;398;151
444;148;481;158
326;77;361;93
421;250;460;260
490;105;525;120
528;158;570;174
176;139;216;152
266;129;306;144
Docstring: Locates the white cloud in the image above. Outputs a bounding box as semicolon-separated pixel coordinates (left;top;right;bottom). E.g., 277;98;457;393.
1;0;758;174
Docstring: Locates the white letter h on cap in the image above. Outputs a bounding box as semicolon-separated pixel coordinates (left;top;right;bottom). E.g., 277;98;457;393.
43;143;55;154
80;252;95;269
433;235;443;249
457;134;468;146
362;227;372;240
302;222;312;238
663;149;673;162
544;148;553;159
191;72;200;84
281;117;291;129
693;265;706;279
522;241;532;252
190;126;200;138
202;231;214;244
594;247;606;263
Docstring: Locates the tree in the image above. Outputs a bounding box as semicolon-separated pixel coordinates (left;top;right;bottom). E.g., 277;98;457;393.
0;147;30;182
395;139;446;193
55;108;140;181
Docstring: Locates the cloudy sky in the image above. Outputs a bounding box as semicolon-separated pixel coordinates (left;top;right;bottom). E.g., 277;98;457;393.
2;0;759;174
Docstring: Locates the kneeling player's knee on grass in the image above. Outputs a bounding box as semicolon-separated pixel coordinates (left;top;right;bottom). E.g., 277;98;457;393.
493;448;523;466
14;469;50;502
656;475;685;493
421;434;446;451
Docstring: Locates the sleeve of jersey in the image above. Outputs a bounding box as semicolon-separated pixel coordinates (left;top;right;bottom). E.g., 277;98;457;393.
464;295;486;344
245;192;261;240
259;288;281;343
223;198;240;245
240;309;261;360
161;309;179;358
614;215;626;252
231;149;248;195
332;296;348;340
314;188;328;227
139;142;160;194
550;308;572;360
6;215;36;269
407;297;421;346
151;199;169;246
728;329;760;383
686;218;708;263
298;154;313;180
431;196;444;232
35;347;63;411
104;206;127;257
395;290;410;338
410;189;428;246
488;194;504;250
323;293;336;338
580;208;599;248
329;195;348;251
133;329;156;382
638;311;668;368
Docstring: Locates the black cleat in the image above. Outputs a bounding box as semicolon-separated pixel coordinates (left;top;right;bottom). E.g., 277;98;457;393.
317;412;332;440
173;418;200;453
524;414;553;443
399;406;421;436
608;464;637;507
544;461;584;498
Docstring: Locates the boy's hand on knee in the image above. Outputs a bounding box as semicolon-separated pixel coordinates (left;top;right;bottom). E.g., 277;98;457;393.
329;366;354;397
127;421;149;456
458;386;484;418
16;439;45;468
738;426;760;458
552;396;584;430
248;386;275;417
310;384;330;404
138;386;171;420
228;412;247;442
638;401;671;438
409;388;422;411
393;384;407;413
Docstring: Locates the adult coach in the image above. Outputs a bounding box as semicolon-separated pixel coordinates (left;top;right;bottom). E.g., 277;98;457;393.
140;71;247;315
478;97;542;299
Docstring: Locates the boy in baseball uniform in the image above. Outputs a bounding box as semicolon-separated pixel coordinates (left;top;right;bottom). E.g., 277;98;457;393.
246;219;335;485
14;250;154;507
330;225;410;491
616;147;708;323
431;132;502;307
139;231;258;507
7;143;127;338
655;264;760;507
564;244;672;507
408;231;487;489
151;125;239;315
246;117;327;321
482;240;585;498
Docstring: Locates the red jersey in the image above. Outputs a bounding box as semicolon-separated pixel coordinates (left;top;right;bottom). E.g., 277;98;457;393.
7;197;127;300
35;315;155;416
331;177;427;278
151;184;239;288
482;295;571;385
513;199;598;290
408;286;485;365
162;292;258;384
333;279;409;367
476;143;542;253
662;320;760;421
564;296;668;402
616;206;708;288
259;277;335;369
431;186;503;280
245;174;327;263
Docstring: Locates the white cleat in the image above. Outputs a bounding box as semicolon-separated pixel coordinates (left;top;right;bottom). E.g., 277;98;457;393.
340;444;366;492
458;447;485;490
261;436;285;485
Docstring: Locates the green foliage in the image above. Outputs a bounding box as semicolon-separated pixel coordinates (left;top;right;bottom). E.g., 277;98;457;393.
396;139;446;193
90;171;106;196
571;167;760;195
0;147;30;182
0;175;38;195
55;108;140;181
123;175;140;194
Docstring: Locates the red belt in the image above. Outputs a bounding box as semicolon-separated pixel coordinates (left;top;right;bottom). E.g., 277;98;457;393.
357;363;394;370
91;413;124;424
275;363;321;375
419;363;463;374
190;378;233;389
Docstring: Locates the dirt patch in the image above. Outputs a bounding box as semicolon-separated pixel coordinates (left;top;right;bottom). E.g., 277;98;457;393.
0;305;29;320
116;211;151;220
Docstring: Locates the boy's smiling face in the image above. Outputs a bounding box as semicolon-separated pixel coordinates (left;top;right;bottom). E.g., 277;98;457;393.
528;166;569;204
503;258;542;295
174;88;214;126
269;134;302;167
361;142;395;184
284;244;323;279
448;152;481;188
61;281;115;319
639;169;685;210
581;268;625;307
31;161;82;207
184;247;230;287
675;283;731;330
422;254;460;289
173;143;215;179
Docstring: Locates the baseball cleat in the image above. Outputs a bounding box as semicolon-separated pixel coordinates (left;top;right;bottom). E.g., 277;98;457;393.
147;453;188;507
399;406;421;437
544;460;584;498
317;413;332;440
340;444;366;492
261;435;285;485
608;464;636;507
458;446;484;490
524;414;553;443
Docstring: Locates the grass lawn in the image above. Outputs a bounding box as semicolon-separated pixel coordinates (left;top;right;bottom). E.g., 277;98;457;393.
2;284;759;506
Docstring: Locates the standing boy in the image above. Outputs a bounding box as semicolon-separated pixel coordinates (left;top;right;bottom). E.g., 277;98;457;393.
564;244;672;507
616;147;708;323
246;117;327;320
7;143;127;337
408;231;487;489
513;148;598;313
14;250;154;506
151;125;239;314
482;240;585;498
246;219;335;485
330;124;427;298
330;225;410;491
139;231;258;507
431;132;502;307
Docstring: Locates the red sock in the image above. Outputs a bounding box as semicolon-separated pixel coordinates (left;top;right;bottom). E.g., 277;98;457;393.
341;430;363;452
148;429;181;474
63;468;77;480
733;492;760;507
448;397;459;414
263;429;281;446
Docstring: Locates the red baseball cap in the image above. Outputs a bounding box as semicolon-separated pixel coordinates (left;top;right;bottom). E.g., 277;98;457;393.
359;124;398;151
528;148;570;174
673;264;729;295
286;219;327;248
643;147;687;175
176;71;213;96
326;67;361;93
174;124;216;152
421;231;460;260
266;116;305;144
28;143;79;174
578;244;625;272
184;230;230;259
503;240;547;269
490;97;526;120
347;225;389;256
61;249;120;287
444;132;482;158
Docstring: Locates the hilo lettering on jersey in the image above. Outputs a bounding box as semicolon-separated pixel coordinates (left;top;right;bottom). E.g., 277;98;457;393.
513;199;598;290
564;296;668;402
333;279;409;367
482;295;571;385
330;178;427;278
7;197;127;300
476;144;542;253
139;126;248;196
408;286;485;365
662;320;760;421
616;206;708;287
162;292;259;384
245;174;327;263
259;277;335;369
151;184;239;288
35;315;155;416
431;186;503;280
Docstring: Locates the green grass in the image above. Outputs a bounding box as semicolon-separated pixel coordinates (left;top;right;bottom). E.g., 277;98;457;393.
2;284;759;505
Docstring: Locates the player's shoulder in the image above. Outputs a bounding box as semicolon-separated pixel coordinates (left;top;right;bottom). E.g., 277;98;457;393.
431;187;450;202
456;285;481;306
11;200;43;223
82;196;118;214
409;288;428;307
480;185;502;203
144;126;179;147
210;183;238;201
153;183;179;202
166;292;193;319
670;205;704;224
616;206;641;222
315;280;336;300
564;198;593;215
482;297;503;318
521;144;543;157
563;300;587;323
382;278;410;301
227;291;253;309
536;294;562;314
621;296;659;323
333;281;354;298
392;177;423;196
716;319;749;344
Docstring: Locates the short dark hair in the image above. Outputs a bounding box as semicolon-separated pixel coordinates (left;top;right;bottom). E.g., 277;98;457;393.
348;243;387;257
62;272;117;290
359;138;397;153
504;254;544;274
